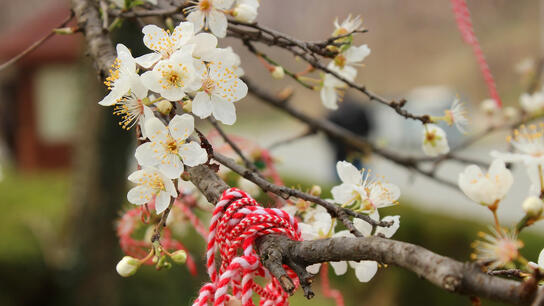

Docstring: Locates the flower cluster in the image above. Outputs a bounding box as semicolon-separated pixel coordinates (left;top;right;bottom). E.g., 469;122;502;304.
186;0;260;38
320;15;370;110
288;160;401;282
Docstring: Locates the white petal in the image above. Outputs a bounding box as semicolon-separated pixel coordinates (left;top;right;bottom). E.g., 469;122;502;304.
187;10;205;32
220;79;248;102
98;86;125;106
214;0;234;10
192;92;213;119
168;114;194;142
145;117;170;143
375;215;400;238
157;154;184;179
172;22;195;50
211;95;236;125
179;142;208;166
155;190;171;214
208;9;228;38
320;86;338;110
191;33;218;58
129;75;148;99
140;70;162;93
353;217;372;237
345;44;371;64
330;261;348;275
331;184;356;205
353;261;378;282
336;161;361;185
135;142;159;167
127;185;154;205
538;248;544;268
306;263;321;274
142;25;170;53
135;53;162;69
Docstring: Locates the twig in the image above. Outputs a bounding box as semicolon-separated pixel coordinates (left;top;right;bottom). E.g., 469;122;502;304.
0;11;75;71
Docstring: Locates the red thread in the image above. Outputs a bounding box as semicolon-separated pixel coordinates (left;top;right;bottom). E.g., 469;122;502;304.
451;0;502;107
320;263;344;306
193;188;301;306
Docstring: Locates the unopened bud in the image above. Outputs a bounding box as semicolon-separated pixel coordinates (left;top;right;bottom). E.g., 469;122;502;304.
522;196;543;217
156;100;173;115
503;106;519;121
480;99;499;115
232;4;258;23
182;99;192;113
116;256;141;277
170;250;187;264
310;185;322;196
271;66;285;80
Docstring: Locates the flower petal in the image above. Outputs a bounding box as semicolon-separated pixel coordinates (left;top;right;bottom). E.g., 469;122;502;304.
135;52;162;69
168;114;194;142
179;142;208;166
157;154;184;179
211;95;236;125
330;261;348;275
155;190;171;214
172;22;195;50
306;263;321;274
127;185;154;205
135;142;160;167
320;86;338;110
187;10;205;32
142;25;170;53
145;117;169;143
375;215;400;238
208;9;228;38
192;92;213;119
538;248;544;268
353;261;378;282
336;161;361;185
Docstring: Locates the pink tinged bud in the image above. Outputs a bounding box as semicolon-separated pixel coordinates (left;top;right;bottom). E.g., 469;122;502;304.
233;4;258;23
116;256;141;277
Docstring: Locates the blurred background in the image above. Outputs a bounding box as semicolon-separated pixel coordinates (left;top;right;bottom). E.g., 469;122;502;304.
0;0;543;305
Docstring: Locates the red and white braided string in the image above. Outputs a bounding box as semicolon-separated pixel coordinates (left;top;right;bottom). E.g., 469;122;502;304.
193;188;301;306
451;0;502;107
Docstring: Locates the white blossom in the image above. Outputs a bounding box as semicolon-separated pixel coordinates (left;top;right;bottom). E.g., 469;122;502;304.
332;15;363;37
331;161;400;212
327;44;370;81
135;115;207;179
141;48;202;101
191;60;248;125
127;167;177;213
135;22;195;68
480;98;500;116
421;124;449;157
458;159;513;206
299;210;335;274
186;0;234;38
112;94;155;138
99;44;147;106
444;98;469;134
320;73;349;110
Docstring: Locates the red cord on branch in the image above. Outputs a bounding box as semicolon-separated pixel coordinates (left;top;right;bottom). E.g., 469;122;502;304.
193;188;301;306
451;0;502;108
320;263;345;306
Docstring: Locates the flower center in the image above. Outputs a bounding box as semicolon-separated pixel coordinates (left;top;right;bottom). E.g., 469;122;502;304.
334;54;346;68
165;138;179;155
161;68;186;89
113;96;144;130
199;0;212;12
202;78;215;95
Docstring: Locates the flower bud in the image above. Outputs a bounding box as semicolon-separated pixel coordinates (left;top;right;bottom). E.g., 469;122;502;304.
156;100;173;115
182;99;192;113
116;256;141;277
522;196;543;217
503;106;519;122
480;99;499;115
233;4;258;23
310;185;322;196
170;250;187;264
271;66;285;80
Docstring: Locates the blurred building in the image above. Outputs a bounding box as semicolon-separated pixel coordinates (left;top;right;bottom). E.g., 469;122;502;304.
0;2;85;170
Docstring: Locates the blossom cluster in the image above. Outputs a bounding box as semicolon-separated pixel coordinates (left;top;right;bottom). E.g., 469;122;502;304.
320;15;371;110
286;161;401;282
